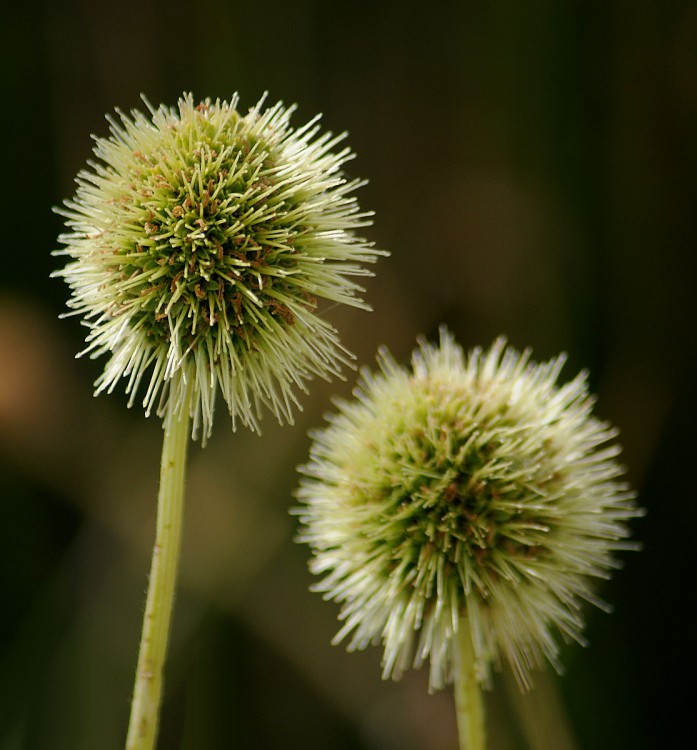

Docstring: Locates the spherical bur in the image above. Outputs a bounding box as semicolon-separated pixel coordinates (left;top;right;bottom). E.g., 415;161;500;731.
54;93;385;440
295;329;642;691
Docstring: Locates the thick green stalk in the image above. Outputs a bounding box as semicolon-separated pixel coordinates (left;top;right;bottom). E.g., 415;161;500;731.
125;381;191;750
454;621;486;750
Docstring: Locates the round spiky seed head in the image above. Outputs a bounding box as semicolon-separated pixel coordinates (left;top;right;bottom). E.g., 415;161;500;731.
53;93;383;440
295;329;641;691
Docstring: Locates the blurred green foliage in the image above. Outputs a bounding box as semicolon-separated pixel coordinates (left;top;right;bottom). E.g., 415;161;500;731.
1;0;695;748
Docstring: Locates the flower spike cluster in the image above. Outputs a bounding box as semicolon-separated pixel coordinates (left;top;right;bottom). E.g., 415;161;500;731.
296;329;641;691
54;93;382;439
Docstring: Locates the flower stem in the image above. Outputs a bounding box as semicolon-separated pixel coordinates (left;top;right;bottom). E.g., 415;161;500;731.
125;377;191;750
454;620;486;750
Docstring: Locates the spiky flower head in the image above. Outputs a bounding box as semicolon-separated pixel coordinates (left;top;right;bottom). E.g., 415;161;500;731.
54;93;382;439
296;329;641;691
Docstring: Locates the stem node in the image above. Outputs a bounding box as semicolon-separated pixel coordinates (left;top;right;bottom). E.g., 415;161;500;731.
125;374;191;750
454;620;486;750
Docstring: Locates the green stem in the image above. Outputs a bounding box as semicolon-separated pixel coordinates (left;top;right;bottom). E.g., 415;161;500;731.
454;621;486;750
125;378;191;750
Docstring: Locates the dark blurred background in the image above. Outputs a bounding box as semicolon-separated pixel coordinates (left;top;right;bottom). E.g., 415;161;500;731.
1;1;695;748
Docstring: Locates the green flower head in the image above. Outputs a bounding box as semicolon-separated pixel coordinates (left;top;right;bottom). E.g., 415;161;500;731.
54;93;383;439
296;329;641;691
